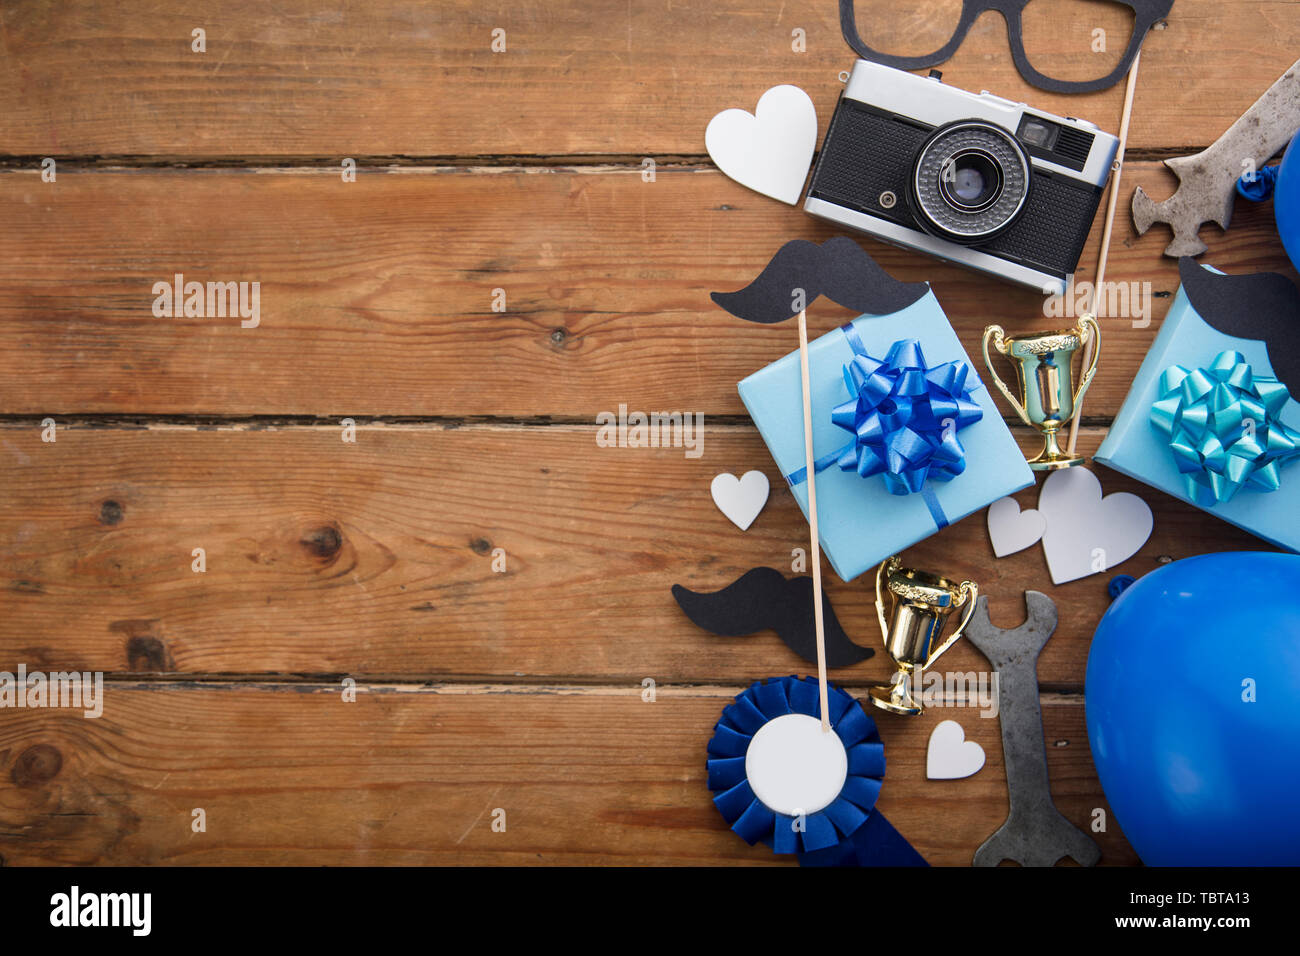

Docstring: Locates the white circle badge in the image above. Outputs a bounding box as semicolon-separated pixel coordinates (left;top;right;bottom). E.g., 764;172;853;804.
744;713;848;816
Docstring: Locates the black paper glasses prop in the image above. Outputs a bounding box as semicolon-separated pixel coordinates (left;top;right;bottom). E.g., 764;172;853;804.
838;0;1174;94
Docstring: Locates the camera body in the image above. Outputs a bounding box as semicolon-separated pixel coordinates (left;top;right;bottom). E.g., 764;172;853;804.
804;59;1119;295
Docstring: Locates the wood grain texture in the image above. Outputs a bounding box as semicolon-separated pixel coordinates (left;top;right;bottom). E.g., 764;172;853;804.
1;0;1297;158
0;163;1294;418
0;683;1135;866
2;0;1293;868
0;425;1273;682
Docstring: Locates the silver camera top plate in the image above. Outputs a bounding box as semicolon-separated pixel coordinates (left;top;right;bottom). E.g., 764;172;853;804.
842;59;1118;186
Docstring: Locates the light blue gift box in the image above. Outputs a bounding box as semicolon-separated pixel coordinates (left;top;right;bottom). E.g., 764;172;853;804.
738;290;1034;582
1095;276;1300;553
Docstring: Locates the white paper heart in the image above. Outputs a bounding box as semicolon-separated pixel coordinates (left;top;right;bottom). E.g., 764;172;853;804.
710;470;770;531
1038;466;1153;585
926;720;985;780
705;85;817;205
987;496;1047;557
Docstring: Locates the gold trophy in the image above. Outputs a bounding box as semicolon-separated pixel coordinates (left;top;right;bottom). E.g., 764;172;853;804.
869;556;978;716
982;314;1100;470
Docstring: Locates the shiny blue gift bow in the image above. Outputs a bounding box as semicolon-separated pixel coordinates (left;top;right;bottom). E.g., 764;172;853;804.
707;675;927;866
1150;349;1300;507
784;324;985;530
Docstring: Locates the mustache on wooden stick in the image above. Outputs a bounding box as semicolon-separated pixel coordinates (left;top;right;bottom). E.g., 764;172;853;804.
710;236;928;324
672;566;873;667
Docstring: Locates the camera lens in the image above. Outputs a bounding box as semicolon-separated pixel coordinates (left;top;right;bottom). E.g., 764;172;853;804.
940;150;1002;211
910;121;1030;243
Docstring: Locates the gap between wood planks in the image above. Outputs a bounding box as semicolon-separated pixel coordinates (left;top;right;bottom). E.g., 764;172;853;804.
92;676;1088;699
0;146;1245;172
0;416;1119;431
0;147;1117;698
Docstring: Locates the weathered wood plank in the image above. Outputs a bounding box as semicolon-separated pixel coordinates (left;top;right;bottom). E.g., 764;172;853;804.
0;682;1135;866
1;1;1294;158
0;425;1272;682
2;0;1292;872
0;163;1293;417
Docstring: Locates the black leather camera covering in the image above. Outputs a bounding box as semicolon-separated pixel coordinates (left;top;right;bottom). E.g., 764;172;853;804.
806;96;1101;280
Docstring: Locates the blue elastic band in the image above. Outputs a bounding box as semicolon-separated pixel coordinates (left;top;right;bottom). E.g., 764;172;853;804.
920;482;949;530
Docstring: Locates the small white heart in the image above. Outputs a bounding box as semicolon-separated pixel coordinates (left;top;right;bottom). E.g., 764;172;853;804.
926;720;986;780
987;496;1047;557
710;470;770;531
1038;466;1154;585
705;85;817;205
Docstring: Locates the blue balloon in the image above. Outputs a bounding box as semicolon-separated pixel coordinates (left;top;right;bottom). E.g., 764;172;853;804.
1086;551;1300;865
1276;135;1300;274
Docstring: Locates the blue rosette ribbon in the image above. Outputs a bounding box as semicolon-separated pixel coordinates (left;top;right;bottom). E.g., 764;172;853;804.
1150;350;1300;507
706;675;926;867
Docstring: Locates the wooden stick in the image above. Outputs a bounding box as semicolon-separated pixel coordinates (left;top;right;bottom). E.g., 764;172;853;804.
797;309;831;733
1068;50;1141;456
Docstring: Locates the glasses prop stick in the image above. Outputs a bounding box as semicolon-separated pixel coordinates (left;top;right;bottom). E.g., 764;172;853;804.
1068;50;1142;456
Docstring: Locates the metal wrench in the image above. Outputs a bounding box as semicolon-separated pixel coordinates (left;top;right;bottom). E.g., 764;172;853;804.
965;592;1101;867
1132;58;1300;256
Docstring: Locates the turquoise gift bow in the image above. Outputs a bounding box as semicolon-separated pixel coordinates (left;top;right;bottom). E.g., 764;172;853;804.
1150;350;1300;507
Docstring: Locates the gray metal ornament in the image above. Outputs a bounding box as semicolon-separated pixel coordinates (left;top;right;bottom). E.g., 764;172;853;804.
965;591;1101;867
1132;58;1300;256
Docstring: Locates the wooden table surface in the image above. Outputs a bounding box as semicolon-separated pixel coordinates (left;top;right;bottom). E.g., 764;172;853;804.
1;0;1297;866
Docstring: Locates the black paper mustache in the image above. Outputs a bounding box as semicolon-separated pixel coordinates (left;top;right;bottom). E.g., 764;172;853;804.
672;566;873;667
1179;257;1300;396
711;236;929;324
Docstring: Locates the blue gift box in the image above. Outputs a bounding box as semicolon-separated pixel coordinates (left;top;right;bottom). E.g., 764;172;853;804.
1095;271;1300;552
738;290;1034;582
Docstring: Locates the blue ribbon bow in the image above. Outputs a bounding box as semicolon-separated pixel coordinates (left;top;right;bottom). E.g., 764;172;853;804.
786;330;983;508
707;675;926;866
1150;350;1300;507
830;337;984;495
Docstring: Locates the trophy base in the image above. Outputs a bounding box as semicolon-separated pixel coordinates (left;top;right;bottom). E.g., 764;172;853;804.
1027;454;1085;471
1026;431;1086;471
869;686;923;716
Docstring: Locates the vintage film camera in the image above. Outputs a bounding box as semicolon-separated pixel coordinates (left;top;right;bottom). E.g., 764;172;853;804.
804;59;1119;295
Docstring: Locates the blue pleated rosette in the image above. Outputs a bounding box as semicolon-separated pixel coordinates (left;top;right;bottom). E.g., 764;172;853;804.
706;675;927;866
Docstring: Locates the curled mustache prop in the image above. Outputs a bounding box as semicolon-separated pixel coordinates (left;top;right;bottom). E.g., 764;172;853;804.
1179;257;1300;396
711;236;929;324
672;566;873;667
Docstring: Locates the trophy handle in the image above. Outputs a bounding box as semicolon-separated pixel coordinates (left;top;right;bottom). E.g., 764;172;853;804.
1072;313;1102;409
926;581;979;667
874;556;897;641
981;326;1034;428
